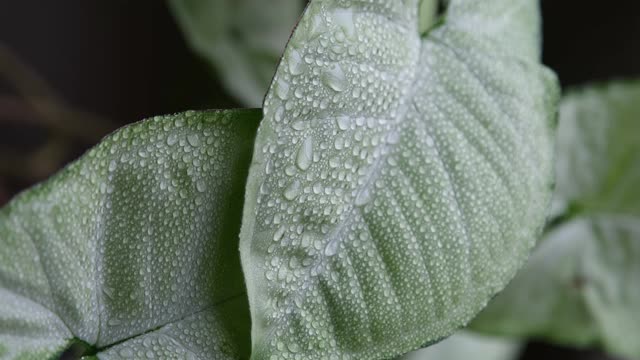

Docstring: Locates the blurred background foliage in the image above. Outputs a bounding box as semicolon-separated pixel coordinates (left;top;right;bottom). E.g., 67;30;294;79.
0;0;638;359
168;0;303;106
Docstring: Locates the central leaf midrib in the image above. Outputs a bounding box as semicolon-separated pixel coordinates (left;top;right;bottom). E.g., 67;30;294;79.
265;3;428;348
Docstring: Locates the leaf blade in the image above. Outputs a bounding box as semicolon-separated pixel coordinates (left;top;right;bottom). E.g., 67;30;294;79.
240;0;558;358
0;110;261;359
471;81;640;359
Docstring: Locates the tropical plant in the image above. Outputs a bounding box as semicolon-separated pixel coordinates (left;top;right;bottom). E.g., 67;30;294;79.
1;1;638;359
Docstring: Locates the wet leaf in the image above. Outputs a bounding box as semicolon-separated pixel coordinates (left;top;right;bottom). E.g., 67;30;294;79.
472;81;640;359
240;0;559;358
0;110;260;359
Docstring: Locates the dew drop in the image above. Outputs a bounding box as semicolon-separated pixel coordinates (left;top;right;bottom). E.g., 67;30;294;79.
196;180;206;193
266;271;275;281
284;180;301;201
275;106;285;123
387;131;400;144
275;79;290;100
273;225;286;242
324;238;339;256
119;348;134;357
187;134;200;147
334;8;356;38
301;232;314;248
266;159;274;175
288;343;301;353
336;116;350;131
296;137;313;171
426;136;435;147
285;165;297;176
291;120;307;131
322;64;348;92
288;49;306;75
329;156;340;168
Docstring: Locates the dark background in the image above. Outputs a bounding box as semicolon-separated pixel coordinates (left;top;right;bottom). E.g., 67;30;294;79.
1;1;639;359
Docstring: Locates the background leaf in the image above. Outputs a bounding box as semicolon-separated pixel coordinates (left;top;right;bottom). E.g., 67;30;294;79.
400;332;520;360
240;0;559;358
168;0;304;107
471;81;640;359
0;110;260;359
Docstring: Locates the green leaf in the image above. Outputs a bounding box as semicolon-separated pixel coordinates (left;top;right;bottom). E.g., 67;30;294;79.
168;0;304;107
399;332;520;360
418;0;440;35
471;81;640;359
240;0;559;358
0;110;261;359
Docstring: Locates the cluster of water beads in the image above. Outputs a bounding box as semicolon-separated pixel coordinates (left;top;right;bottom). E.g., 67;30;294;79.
248;0;431;357
0;110;256;358
245;0;554;358
108;310;240;359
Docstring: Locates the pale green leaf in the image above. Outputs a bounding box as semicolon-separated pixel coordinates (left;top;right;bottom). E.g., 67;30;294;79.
399;332;520;360
240;0;559;359
472;81;640;359
168;0;304;107
0;110;260;359
418;0;439;35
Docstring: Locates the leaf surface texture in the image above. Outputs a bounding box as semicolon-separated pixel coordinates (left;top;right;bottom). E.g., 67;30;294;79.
240;0;559;358
0;110;260;359
472;81;640;359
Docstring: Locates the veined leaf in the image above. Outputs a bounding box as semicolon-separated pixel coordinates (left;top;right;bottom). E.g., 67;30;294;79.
0;110;260;359
168;0;304;107
472;81;640;359
399;332;520;360
240;0;558;358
